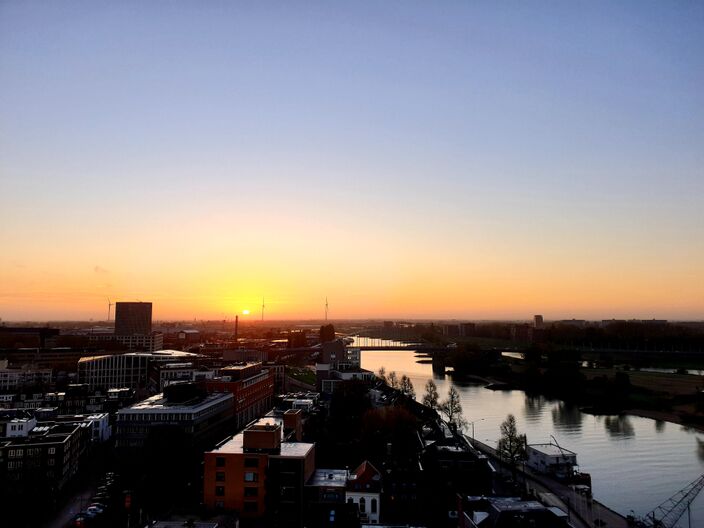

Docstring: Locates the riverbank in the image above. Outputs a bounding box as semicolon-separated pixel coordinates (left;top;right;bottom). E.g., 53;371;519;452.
470;437;628;528
449;360;704;433
364;347;704;524
624;408;704;433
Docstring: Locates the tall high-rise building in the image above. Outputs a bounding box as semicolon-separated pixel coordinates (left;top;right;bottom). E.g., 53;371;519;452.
114;302;152;335
533;315;544;329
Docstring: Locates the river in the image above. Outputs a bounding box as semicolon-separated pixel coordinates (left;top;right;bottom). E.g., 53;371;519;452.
356;341;704;527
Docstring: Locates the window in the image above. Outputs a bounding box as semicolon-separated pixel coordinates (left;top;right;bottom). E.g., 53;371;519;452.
371;498;377;513
244;487;258;497
215;457;225;467
359;497;366;513
244;457;258;468
215;486;225;497
215;472;225;482
244;472;258;482
244;502;257;513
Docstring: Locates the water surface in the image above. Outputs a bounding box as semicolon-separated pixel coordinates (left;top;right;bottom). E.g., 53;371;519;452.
358;343;704;527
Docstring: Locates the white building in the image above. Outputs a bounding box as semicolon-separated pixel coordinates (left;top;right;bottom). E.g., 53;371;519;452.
54;413;112;443
78;350;198;389
346;461;382;524
526;443;578;479
0;360;52;391
0;410;37;437
155;362;216;391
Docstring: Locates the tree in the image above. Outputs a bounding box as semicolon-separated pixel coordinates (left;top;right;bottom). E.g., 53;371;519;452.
497;414;526;474
399;375;415;399
440;386;466;431
377;366;387;384
387;371;400;389
422;379;440;409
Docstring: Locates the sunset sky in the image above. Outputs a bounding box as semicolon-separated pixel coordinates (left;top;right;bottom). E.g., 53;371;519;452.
1;2;703;321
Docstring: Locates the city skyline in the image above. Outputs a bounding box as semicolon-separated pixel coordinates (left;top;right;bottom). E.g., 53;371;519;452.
2;2;703;321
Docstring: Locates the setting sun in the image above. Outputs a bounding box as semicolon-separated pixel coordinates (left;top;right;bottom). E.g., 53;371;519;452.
242;309;250;315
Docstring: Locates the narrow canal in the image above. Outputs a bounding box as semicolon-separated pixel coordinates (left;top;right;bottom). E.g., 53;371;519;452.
356;341;704;527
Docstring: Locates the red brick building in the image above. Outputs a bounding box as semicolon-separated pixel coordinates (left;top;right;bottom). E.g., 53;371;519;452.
203;413;315;525
205;363;275;429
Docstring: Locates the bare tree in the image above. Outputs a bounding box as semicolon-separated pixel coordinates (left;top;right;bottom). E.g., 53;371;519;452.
400;375;416;399
422;379;440;409
440;386;467;431
377;366;387;384
387;371;400;389
497;414;526;475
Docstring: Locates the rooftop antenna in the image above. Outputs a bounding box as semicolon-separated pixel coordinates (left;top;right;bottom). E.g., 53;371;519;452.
107;298;114;322
325;297;329;321
261;297;265;322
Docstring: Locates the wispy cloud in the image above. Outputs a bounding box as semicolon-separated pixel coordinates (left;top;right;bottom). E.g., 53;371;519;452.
94;265;109;274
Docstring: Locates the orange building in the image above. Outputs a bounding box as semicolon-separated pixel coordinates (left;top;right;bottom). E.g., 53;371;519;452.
204;412;315;523
205;362;275;429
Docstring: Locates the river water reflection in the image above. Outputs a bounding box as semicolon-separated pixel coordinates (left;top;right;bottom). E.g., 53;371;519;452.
358;345;704;526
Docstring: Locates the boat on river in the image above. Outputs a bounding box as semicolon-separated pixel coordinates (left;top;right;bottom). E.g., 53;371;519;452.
526;440;592;490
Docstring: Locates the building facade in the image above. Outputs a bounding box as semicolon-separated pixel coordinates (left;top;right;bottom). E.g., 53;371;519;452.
0;422;90;494
0;361;52;391
78;350;198;389
203;416;315;527
115;385;234;449
205;363;275;429
114;302;152;336
346;461;382;524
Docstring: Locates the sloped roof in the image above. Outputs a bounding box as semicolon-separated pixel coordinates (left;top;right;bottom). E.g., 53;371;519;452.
348;460;382;488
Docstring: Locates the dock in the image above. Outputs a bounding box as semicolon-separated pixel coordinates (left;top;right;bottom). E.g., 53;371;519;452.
469;437;629;528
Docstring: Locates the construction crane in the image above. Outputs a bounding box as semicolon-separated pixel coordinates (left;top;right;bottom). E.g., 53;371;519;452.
629;474;704;528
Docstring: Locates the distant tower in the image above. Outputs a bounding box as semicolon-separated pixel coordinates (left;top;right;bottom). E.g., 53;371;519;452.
325;297;329;321
534;315;544;329
115;302;152;335
261;297;265;322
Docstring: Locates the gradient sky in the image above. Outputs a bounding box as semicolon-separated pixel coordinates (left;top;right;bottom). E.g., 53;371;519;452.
1;1;703;321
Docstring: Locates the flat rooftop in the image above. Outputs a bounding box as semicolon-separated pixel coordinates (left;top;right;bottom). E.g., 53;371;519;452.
221;362;262;371
277;441;314;458
209;415;313;458
120;391;232;413
491;499;546;512
308;469;348;488
528;443;576;457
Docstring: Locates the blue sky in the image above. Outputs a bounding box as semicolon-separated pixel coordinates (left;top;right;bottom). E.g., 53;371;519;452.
1;1;703;320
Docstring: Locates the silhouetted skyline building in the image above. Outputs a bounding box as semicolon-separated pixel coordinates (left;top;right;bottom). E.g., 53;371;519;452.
114;302;152;336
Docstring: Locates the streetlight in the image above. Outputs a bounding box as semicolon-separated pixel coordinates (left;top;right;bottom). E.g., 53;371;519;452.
467;418;486;447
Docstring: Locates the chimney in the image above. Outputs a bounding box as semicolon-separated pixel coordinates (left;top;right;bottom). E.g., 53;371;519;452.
284;409;303;441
